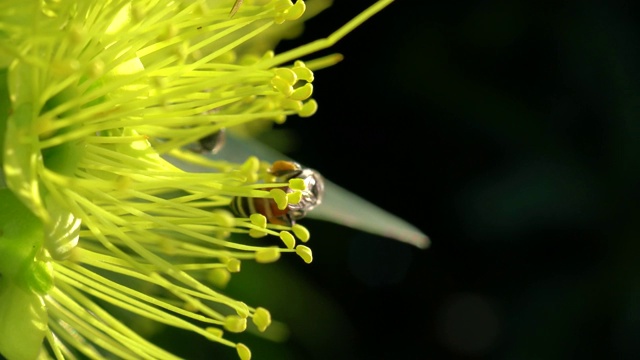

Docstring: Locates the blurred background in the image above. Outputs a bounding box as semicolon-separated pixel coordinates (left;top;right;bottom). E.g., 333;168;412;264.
157;1;640;359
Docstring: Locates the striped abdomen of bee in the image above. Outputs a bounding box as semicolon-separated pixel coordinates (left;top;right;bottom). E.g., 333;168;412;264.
230;192;292;226
230;160;324;226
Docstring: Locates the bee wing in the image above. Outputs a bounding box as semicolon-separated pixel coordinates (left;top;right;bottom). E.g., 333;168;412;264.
168;133;430;249
308;177;430;249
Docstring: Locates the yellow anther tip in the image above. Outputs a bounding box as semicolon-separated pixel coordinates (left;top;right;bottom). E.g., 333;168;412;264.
226;258;241;273
274;0;293;11
282;99;303;111
295;245;313;264
249;229;269;238
284;0;306;21
241;156;260;174
290;83;313;101
224;315;247;333
213;209;237;228
250;213;267;228
256;247;281;263
273;114;288;124
274;68;297;84
271;77;293;96
299;99;318;118
236;343;252;360
207;268;231;288
292;224;310;242
270;189;288;210
262;50;275;60
293;66;314;82
287;191;302;205
253;307;272;332
289;178;306;190
236;302;250;318
279;231;296;249
206;327;224;337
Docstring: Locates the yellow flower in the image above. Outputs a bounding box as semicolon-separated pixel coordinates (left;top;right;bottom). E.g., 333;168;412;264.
0;0;393;359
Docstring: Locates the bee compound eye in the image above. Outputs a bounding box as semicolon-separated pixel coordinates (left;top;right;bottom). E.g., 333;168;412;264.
302;169;324;206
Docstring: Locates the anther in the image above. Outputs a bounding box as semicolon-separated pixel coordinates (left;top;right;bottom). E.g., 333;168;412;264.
271;77;293;96
286;191;302;205
295;245;313;264
298;99;318;117
236;343;251;360
250;214;267;228
207;268;231;288
290;83;313;101
270;189;288;210
226;258;241;272
292;64;314;82
206;327;224;337
213;210;236;228
236;302;250;318
252;307;272;332
282;99;303;111
279;231;295;249
256;247;281;263
291;224;310;242
284;0;306;21
274;68;297;84
289;178;306;191
224;315;247;333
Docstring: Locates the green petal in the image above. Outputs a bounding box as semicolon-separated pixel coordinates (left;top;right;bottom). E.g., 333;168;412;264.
0;67;8;189
0;282;47;360
0;188;48;360
3;62;48;220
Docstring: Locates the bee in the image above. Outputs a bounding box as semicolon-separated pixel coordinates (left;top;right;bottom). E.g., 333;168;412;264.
190;128;226;154
230;160;324;226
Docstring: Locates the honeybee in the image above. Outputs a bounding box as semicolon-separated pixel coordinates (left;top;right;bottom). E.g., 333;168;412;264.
190;129;226;154
230;160;324;226
177;132;429;248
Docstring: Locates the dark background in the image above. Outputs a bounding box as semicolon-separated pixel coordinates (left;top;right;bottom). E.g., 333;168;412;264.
162;1;640;359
